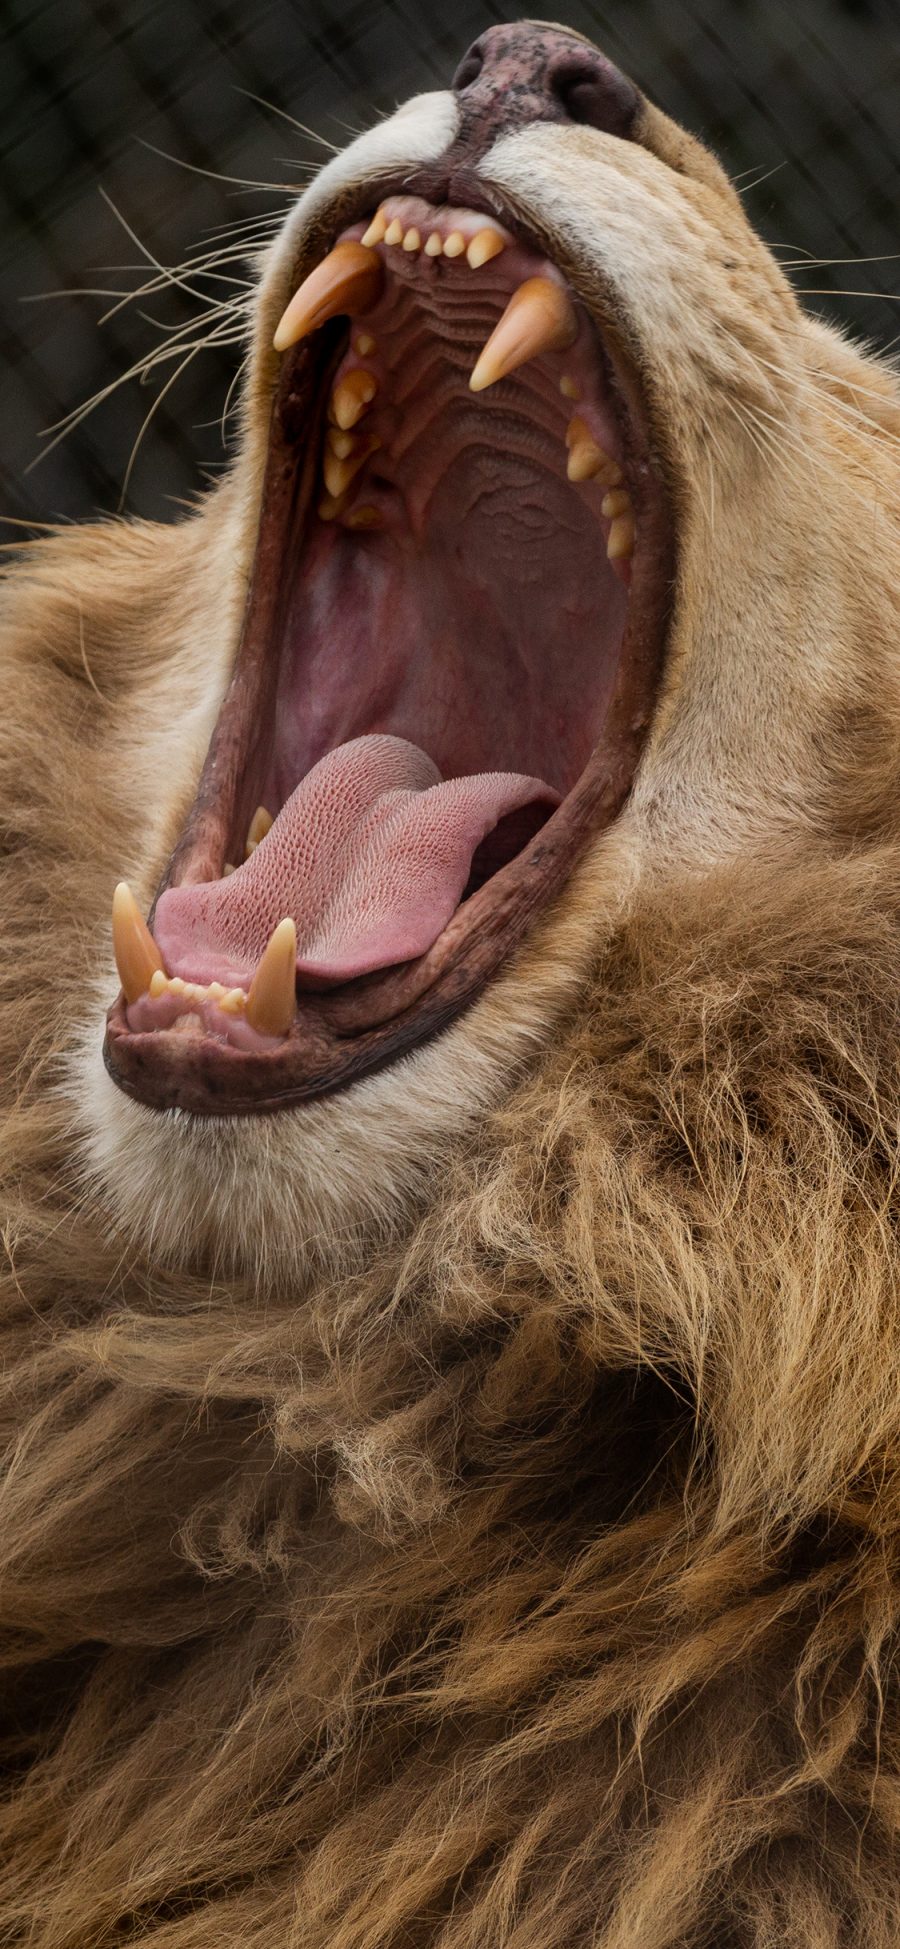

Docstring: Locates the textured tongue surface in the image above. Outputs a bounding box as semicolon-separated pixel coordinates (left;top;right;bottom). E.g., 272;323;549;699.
154;736;559;989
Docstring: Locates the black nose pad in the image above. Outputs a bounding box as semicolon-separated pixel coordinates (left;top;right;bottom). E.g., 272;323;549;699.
451;24;640;142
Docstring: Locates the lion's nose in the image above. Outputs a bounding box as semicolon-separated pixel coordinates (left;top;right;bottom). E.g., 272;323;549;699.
451;22;640;140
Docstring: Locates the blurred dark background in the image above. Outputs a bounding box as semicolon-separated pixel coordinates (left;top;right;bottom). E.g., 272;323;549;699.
2;0;898;526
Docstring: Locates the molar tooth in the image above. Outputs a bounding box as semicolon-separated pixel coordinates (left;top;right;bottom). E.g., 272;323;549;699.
470;277;577;393
601;487;632;520
345;504;383;530
330;368;377;431
327;427;356;460
354;331;377;356
566;417;622;486
273;242;384;353
361;212;387;247
424;232;443;257
560;374;580;400
323;435;379;500
466;229;505;269
402;226;421;251
443;231;466;258
384;218;404;246
246;918;297;1037
111;882;165;1004
245;805;273;858
607;511;636;561
222;862;237;877
318;492;349;523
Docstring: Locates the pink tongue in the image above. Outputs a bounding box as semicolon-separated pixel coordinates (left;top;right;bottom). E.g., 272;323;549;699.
154;736;559;989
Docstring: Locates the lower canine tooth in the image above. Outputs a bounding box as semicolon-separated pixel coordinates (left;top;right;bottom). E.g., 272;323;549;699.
466;230;505;269
245;805;273;857
112;882;165;1004
330;369;377;431
273;242;384;353
470;278;577;392
607;511;636;561
246;918;297;1037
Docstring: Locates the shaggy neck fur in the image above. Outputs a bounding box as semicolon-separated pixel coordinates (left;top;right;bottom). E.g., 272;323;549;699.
4;831;900;1943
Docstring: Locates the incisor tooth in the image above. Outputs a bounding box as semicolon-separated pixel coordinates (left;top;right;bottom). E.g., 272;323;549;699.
330;368;377;430
424;232;443;257
466;229;505;269
272;242;383;353
112;882;165;1004
402;227;421;252
149;968;168;998
384;219;404;246
361;212;387;247
245;805;273;857
607;511;636;561
443;231;466;258
246;918;297;1037
470;278;577;393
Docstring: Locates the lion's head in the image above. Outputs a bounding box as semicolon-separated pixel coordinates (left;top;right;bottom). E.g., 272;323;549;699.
28;22;889;1275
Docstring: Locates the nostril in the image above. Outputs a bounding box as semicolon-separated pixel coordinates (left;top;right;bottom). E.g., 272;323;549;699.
550;56;640;137
452;43;485;92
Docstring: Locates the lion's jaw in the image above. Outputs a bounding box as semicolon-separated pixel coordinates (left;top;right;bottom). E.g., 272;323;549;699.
73;60;900;1275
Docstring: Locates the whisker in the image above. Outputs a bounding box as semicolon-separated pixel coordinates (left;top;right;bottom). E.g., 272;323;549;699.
233;88;342;154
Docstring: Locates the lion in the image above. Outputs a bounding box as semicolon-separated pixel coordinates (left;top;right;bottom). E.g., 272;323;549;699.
2;18;900;1945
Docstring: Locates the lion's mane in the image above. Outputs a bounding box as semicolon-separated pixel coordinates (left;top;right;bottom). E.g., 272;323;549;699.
2;820;900;1943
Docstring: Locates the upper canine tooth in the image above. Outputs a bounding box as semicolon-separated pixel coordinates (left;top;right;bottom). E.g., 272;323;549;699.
246;918;297;1037
273;242;384;353
384;218;404;246
245;805;273;857
330;368;377;430
111;881;165;1004
470;278;577;393
361;212;387;247
466;230;505;269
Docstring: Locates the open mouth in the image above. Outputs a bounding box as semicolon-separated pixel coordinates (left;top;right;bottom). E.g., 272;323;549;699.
104;182;674;1115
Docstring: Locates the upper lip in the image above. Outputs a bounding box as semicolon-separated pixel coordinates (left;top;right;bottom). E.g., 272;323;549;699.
103;176;675;1116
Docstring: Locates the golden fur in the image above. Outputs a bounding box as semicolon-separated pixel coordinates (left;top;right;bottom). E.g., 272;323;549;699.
2;65;900;1947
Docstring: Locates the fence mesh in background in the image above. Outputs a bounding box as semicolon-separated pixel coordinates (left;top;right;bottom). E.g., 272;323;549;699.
2;0;898;525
